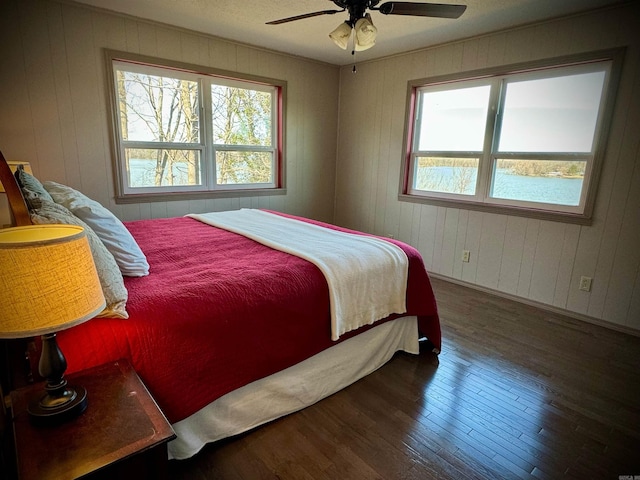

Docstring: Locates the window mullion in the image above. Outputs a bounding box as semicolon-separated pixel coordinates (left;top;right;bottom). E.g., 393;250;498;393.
477;79;501;202
201;78;216;190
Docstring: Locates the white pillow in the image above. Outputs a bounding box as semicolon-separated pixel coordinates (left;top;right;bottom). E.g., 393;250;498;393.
43;181;150;277
29;198;129;319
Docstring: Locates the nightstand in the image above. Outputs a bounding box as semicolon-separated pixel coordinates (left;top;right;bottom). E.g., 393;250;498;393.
10;360;176;480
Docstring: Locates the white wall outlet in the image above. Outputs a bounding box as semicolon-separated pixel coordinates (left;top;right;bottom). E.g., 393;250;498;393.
462;250;471;263
579;276;593;292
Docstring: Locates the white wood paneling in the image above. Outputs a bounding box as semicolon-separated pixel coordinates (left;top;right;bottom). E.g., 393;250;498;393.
528;221;565;305
1;0;638;334
0;0;339;225
335;2;640;333
497;216;527;295
552;224;580;310
450;209;467;280
461;210;482;284
417;205;438;271
439;208;459;278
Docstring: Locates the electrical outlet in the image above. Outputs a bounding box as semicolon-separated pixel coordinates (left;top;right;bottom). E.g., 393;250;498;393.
579;276;592;292
462;250;471;263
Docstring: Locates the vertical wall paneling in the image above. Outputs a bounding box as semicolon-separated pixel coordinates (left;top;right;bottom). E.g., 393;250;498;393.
599;50;640;327
0;2;36;175
335;3;640;333
2;1;639;334
460;210;482;284
373;65;392;237
0;0;339;226
552;224;580;310
19;2;62;184
451;209;469;280
497;216;528;296
49;7;82;186
516;220;539;299
439;208;460;278
476;214;507;290
63;6;111;202
528;221;565;305
409;205;422;250
417;205;438;271
431;207;447;275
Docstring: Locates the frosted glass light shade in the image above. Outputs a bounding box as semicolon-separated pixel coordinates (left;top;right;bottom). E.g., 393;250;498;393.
329;22;352;50
0;224;106;338
354;14;377;51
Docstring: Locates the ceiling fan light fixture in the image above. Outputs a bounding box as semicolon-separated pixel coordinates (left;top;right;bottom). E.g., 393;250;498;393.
354;13;377;51
329;21;352;50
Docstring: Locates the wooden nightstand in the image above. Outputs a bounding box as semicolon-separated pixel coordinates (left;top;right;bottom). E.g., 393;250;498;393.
10;360;176;480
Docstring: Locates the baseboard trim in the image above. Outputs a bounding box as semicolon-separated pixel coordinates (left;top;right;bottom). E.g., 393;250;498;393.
429;273;640;338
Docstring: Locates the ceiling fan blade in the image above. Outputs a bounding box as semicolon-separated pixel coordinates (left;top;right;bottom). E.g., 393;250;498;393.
266;9;344;25
378;2;467;19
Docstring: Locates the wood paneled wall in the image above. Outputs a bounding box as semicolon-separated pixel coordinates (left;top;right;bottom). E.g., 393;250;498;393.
335;3;640;333
0;0;339;224
1;1;638;335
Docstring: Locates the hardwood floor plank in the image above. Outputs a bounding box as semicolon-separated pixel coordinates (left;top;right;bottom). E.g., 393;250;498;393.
169;278;640;479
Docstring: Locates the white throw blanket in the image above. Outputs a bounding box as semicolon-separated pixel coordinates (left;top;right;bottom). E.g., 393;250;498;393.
187;209;408;340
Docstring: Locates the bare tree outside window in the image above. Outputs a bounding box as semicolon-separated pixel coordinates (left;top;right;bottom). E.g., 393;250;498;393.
211;85;273;185
118;71;200;187
113;59;279;194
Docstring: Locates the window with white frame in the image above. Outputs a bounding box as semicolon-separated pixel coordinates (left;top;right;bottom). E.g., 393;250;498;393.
401;50;623;222
107;52;285;200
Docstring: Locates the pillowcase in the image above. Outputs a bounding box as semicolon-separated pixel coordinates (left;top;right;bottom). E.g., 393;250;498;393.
14;168;54;209
29;198;129;319
43;181;150;277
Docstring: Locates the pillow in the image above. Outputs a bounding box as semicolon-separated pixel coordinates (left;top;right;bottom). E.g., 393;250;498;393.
29;198;129;319
14;168;54;209
43;181;149;277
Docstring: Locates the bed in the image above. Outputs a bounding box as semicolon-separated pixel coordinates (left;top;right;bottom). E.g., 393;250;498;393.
0;152;440;460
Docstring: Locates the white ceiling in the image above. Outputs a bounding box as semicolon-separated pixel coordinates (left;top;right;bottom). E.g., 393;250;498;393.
72;0;626;66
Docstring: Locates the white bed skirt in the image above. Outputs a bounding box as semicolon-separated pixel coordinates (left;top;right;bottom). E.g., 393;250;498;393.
168;315;419;460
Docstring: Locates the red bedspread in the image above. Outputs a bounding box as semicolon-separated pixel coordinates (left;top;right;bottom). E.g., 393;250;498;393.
57;213;440;423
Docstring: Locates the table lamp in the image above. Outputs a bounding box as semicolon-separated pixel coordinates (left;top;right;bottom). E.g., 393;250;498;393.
0;224;106;425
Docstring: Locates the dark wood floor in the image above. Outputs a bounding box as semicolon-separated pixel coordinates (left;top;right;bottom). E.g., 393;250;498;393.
168;278;640;479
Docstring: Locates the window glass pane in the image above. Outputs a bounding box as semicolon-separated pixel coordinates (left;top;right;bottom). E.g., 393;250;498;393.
498;70;606;153
413;157;478;195
126;149;202;187
211;86;272;146
216;151;273;185
117;71;199;143
417;86;490;151
490;159;585;206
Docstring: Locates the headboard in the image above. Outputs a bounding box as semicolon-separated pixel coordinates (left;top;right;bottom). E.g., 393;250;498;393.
0;150;32;227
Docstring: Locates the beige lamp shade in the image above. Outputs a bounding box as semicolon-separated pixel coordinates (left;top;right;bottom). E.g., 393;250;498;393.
0;224;106;338
0;161;32;193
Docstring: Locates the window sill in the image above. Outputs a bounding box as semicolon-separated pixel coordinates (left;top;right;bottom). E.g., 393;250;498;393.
398;193;593;225
116;187;286;205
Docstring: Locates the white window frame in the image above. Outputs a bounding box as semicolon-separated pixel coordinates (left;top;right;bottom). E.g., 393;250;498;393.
105;50;286;203
400;49;624;224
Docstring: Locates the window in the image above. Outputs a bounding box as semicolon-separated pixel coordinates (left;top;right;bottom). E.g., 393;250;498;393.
106;51;285;201
401;50;623;222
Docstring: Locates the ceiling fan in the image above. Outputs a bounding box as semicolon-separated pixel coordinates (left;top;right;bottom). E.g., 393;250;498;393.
267;1;467;51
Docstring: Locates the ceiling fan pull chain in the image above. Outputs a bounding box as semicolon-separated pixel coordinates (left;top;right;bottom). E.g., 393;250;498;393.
352;38;357;73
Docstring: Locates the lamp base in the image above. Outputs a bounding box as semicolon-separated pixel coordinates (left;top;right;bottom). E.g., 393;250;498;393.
28;385;88;426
